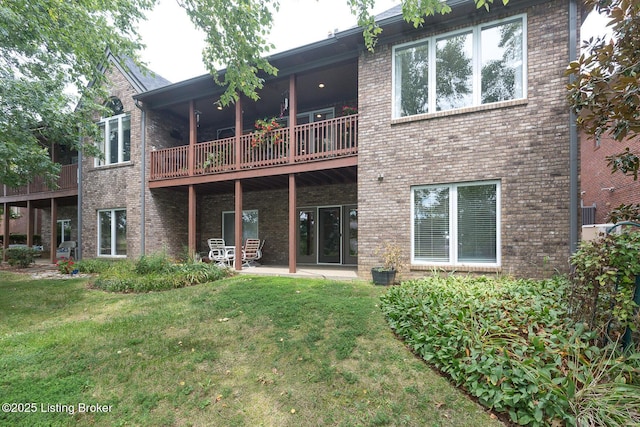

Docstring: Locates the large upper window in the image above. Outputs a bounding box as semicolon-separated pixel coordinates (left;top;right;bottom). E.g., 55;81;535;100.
96;102;131;166
393;15;525;118
412;181;500;266
98;209;127;257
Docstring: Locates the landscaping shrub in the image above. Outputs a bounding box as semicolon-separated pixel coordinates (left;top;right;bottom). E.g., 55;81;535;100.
92;254;231;293
134;251;177;275
380;275;640;426
570;231;640;347
5;247;38;268
75;258;122;274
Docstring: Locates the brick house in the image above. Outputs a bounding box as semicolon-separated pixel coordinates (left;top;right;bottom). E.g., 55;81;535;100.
580;131;640;225
1;0;584;279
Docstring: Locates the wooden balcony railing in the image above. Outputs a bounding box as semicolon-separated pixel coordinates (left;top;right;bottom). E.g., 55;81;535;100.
150;114;358;181
2;163;78;197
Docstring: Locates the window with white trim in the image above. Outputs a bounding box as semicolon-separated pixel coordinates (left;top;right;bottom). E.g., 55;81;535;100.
95;113;131;166
222;210;258;246
412;181;500;266
98;209;127;256
393;15;525;118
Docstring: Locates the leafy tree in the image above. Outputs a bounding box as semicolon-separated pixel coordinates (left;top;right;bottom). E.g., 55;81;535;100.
1;0;154;187
566;0;640;221
1;0;508;187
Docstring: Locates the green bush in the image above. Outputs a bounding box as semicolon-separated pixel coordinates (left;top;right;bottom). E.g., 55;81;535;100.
75;258;122;274
134;252;177;275
380;275;640;426
92;257;231;293
570;231;640;346
5;248;38;268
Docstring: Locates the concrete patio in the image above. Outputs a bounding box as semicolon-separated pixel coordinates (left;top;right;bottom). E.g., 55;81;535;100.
237;265;359;281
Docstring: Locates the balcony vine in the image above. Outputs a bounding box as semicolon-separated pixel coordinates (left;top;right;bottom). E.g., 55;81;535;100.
251;117;285;148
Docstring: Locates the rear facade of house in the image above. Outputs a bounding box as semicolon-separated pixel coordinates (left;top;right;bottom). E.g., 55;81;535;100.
1;0;584;279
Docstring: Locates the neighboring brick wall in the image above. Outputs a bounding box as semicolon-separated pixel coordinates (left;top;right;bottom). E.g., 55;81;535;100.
580;131;640;224
80;64;143;259
357;1;577;279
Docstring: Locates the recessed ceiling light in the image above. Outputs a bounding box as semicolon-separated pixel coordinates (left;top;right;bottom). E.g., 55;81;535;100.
318;83;325;88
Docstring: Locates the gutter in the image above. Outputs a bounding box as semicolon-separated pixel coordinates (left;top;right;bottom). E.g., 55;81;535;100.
136;99;146;256
569;0;579;253
77;136;83;260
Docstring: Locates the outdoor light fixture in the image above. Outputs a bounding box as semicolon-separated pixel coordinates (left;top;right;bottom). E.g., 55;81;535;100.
195;110;201;127
318;83;325;88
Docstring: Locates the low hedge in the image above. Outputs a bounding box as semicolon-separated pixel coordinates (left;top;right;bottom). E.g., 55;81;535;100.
88;253;232;293
380;275;640;426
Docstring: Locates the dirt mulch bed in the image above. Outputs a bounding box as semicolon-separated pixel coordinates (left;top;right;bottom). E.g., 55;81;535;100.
0;262;89;280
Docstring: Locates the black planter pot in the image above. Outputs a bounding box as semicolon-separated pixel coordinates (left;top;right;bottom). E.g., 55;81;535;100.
371;268;396;286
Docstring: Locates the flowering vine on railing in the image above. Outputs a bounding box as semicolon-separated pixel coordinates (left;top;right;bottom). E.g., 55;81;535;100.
251;117;285;147
341;105;358;116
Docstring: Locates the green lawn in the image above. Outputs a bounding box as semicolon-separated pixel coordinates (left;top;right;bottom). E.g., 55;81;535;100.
0;272;503;427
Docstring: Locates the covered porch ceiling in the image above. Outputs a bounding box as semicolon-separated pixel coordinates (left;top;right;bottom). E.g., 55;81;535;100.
143;60;359;130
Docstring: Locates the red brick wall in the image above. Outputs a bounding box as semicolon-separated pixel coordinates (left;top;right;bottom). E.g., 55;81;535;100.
580;131;640;224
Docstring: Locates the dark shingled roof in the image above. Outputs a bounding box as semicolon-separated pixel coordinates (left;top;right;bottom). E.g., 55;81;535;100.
374;4;403;22
123;57;172;92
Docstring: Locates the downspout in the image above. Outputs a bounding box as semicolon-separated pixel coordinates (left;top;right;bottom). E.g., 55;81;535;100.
77;137;83;260
136;99;146;256
569;0;579;254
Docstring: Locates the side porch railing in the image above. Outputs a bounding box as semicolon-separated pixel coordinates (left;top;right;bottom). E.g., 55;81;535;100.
150;114;358;181
2;163;78;197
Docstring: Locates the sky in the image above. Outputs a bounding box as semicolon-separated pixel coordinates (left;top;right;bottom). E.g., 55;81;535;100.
138;0;610;84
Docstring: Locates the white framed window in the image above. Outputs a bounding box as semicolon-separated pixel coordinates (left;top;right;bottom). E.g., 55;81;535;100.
98;209;127;257
222;210;258;246
95;113;131;166
393;15;526;118
411;181;501;266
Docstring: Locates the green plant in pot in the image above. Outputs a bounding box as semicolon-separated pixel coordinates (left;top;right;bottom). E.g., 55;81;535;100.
371;242;403;285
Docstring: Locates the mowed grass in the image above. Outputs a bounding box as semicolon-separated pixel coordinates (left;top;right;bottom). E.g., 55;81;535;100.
0;272;503;427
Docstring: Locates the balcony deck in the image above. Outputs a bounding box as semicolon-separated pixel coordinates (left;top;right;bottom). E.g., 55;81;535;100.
150;115;358;187
1;164;78;203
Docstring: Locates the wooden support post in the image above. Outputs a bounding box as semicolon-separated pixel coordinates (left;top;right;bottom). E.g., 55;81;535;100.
189;100;196;176
2;202;9;262
50;198;58;263
234;180;243;271
188;185;196;256
235;96;242;169
288;174;297;273
26;200;33;248
288;74;297;164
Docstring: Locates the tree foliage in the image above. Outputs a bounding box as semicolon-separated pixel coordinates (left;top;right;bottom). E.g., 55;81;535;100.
566;0;640;220
0;0;154;187
1;0;508;187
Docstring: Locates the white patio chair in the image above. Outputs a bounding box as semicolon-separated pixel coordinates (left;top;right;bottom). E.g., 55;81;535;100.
207;238;231;266
241;239;261;267
255;239;265;263
56;241;76;259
